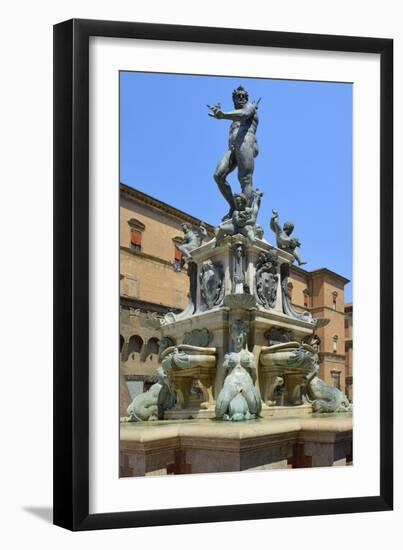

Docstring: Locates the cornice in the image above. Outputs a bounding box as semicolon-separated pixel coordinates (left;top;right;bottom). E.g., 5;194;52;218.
120;183;215;234
290;265;350;285
309;305;347;316
120;296;181;314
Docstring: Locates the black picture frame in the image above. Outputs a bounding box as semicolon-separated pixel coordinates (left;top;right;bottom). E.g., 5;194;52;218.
53;18;393;531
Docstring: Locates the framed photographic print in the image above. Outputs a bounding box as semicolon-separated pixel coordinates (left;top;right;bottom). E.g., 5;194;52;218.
53;19;393;531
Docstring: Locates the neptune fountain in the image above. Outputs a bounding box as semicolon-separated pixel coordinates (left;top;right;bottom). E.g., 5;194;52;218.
120;86;352;476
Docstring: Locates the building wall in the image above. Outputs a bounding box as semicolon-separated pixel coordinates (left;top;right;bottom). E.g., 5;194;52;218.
287;268;308;307
344;303;353;401
120;248;188;310
119;184;352;414
120;196;191;309
309;271;348;389
119;185;216;414
121;197;187;262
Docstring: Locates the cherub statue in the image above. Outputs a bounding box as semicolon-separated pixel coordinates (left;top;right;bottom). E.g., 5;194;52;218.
214;189;263;246
175;222;207;265
269;209;306;266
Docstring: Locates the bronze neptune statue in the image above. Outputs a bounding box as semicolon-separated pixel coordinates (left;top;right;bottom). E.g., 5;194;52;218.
208;86;260;220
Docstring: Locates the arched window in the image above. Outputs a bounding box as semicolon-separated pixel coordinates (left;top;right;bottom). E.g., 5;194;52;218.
127;335;143;360
332;291;338;311
146;337;160;361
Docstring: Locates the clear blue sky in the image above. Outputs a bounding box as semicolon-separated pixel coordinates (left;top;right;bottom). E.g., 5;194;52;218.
120;71;352;302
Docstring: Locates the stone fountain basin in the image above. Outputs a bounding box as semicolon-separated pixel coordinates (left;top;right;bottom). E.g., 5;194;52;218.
259;342;316;407
160;345;217;414
160;345;216;369
259;342;314;370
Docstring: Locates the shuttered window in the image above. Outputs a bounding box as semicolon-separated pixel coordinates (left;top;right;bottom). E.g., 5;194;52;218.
131;229;142;251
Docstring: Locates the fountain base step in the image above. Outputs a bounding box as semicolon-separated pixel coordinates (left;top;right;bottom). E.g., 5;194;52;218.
120;415;352;477
261;403;313;417
164;407;215;420
164;403;313;420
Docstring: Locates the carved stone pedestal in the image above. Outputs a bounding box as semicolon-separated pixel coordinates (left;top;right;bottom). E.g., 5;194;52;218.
156;235;321;420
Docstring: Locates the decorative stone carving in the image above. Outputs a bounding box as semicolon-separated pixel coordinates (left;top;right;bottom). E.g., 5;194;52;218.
183;328;213;348
230;319;249;353
215;320;262;420
269;209;306;266
144;309;184;328
220;242;258;308
223;293;257;309
170;224;207;314
280;344;353;413
264;327;293;345
160;344;217;412
282;277;315;324
232;241;246;294
302;365;352;413
199;260;224;309
161;348;192;372
214;189;263;246
215;351;262;421
124;367;175;422
143;311;164;328
287;345;317;370
255;249;279;309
